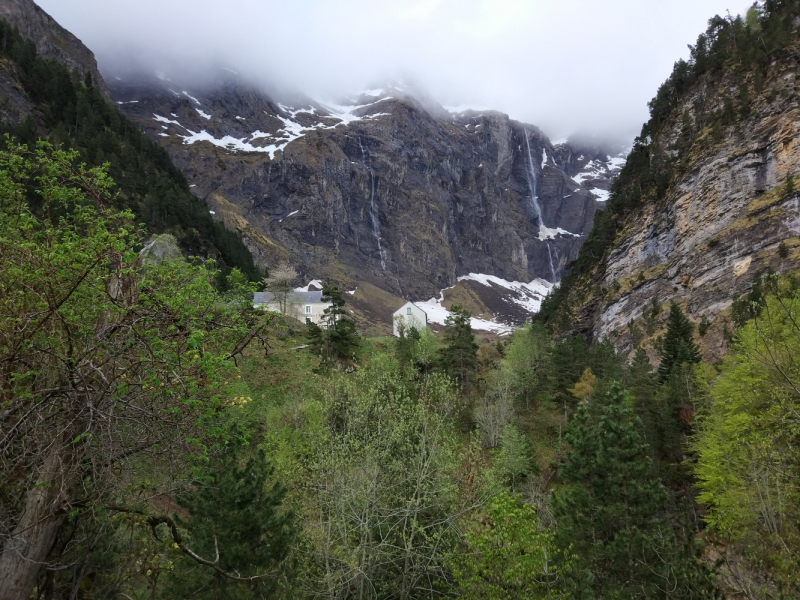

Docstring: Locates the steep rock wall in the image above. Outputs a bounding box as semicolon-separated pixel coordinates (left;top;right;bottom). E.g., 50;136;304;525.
566;52;800;360
110;77;619;301
0;0;109;98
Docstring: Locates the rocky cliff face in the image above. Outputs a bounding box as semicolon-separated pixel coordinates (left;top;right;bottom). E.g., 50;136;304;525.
551;36;800;361
109;75;621;305
0;0;109;99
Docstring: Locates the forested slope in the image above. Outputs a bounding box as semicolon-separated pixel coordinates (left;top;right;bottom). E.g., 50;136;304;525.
0;18;259;280
4;2;800;599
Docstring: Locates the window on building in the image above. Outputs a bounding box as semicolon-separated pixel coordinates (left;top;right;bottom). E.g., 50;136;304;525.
407;307;412;315
305;305;312;314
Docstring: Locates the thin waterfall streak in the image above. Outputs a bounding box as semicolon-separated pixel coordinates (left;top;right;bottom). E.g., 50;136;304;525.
547;244;556;281
523;130;545;228
370;171;387;271
359;138;386;271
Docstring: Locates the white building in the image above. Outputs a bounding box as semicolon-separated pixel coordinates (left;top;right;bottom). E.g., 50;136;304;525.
392;301;428;337
253;290;331;326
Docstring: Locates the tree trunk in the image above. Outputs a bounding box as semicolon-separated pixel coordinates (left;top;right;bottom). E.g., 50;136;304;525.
0;448;68;600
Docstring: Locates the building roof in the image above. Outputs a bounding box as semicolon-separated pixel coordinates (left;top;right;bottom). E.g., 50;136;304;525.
393;301;427;317
253;291;326;305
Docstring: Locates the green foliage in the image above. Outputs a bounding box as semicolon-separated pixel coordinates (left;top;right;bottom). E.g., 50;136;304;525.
411;326;439;374
503;323;551;407
624;348;658;442
161;441;295;599
441;303;479;394
693;275;800;597
0;18;258;279
538;1;800;330
393;317;420;375
294;365;475;598
552;384;718;598
307;284;359;367
449;492;568;599
0;141;277;598
496;424;535;491
658;302;701;381
731;273;767;326
698;317;711;336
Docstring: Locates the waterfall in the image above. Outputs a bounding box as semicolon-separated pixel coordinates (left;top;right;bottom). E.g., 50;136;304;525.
523;130;545;228
547;244;556;281
359;138;386;271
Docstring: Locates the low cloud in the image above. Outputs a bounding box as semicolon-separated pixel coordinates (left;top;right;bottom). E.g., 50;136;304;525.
38;0;739;142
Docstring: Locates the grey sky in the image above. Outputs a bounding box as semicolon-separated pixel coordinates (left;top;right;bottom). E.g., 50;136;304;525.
36;0;740;141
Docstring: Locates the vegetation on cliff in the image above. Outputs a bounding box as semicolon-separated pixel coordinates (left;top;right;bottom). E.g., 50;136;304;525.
538;0;800;330
0;18;259;281
5;3;800;600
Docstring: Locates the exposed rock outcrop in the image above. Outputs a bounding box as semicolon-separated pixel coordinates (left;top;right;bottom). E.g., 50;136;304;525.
110;76;621;306
549;35;800;362
0;0;109;98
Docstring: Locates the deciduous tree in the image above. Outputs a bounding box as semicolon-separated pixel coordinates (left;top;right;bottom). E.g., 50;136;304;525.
0;142;274;599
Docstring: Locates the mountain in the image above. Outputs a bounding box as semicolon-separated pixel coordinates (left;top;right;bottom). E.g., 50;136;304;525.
0;0;627;334
0;0;109;99
109;74;624;325
538;6;800;361
0;0;258;280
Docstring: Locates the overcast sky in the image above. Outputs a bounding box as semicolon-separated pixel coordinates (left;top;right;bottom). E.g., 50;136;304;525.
37;0;741;142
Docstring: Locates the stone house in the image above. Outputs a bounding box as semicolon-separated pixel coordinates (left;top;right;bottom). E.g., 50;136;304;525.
392;302;428;337
253;291;331;326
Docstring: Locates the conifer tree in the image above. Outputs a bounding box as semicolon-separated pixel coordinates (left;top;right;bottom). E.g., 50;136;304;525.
161;442;295;599
552;383;718;598
658;302;700;382
625;348;658;446
307;284;359;366
496;424;534;491
441;304;478;396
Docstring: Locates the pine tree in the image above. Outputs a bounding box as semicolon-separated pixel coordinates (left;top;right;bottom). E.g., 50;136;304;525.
658;302;700;382
496;424;535;491
162;442;295;599
441;304;478;396
625;348;658;447
552;383;718;598
307;284;359;366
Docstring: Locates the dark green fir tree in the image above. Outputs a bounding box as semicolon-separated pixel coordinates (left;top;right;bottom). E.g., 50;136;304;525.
307;284;359;366
552;383;718;599
161;442;295;599
658;302;701;382
625;347;658;448
441;304;478;396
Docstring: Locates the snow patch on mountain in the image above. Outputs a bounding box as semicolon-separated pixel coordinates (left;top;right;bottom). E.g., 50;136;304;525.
458;274;553;313
153;114;183;127
445;104;492;114
416;273;555;335
152;105;353;158
321;96;394;125
182;91;201;105
294;280;324;292
573;152;627;186
538;225;580;241
417;294;512;335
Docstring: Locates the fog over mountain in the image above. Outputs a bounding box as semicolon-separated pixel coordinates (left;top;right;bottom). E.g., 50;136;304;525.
36;0;738;143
